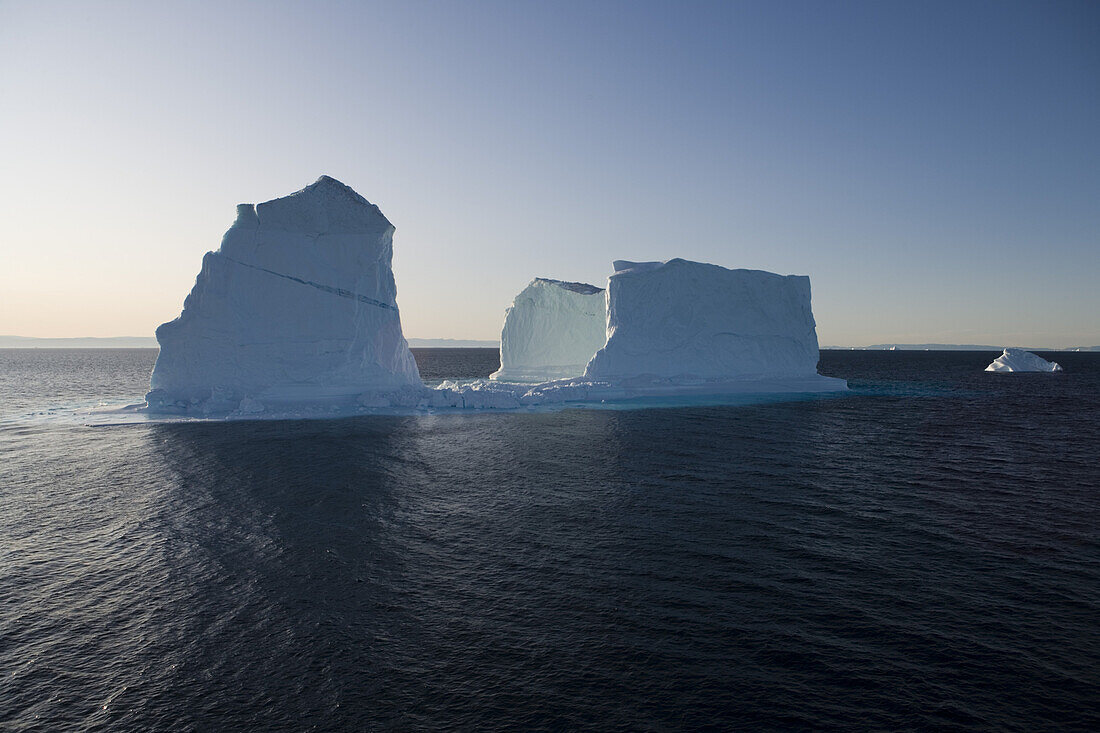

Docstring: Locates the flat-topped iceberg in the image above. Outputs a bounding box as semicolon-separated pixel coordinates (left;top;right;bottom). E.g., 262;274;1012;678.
584;259;840;388
490;278;606;382
985;348;1063;373
444;257;845;407
146;176;421;413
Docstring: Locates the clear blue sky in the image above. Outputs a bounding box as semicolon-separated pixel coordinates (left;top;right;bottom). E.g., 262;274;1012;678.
2;0;1097;346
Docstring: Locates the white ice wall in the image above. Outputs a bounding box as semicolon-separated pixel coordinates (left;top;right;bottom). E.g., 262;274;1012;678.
584;259;821;381
985;348;1062;372
147;176;421;412
490;278;607;382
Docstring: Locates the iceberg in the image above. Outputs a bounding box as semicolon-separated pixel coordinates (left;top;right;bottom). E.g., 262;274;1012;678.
985;348;1063;373
490;278;606;382
143;177;844;417
146;176;421;413
446;258;845;408
584;259;842;390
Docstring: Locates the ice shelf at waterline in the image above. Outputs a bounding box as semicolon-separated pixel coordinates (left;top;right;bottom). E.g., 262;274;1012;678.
490;278;606;382
985;348;1063;373
146;176;421;413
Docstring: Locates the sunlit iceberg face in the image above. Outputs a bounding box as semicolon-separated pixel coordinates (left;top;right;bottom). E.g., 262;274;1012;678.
491;278;607;383
146;176;421;414
985;348;1063;373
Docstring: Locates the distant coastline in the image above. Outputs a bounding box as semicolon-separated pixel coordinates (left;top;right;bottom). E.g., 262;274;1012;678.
0;335;500;349
821;344;1100;352
406;338;499;348
2;336;1094;351
0;335;160;348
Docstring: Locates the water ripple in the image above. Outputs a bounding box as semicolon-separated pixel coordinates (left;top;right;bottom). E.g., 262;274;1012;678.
0;350;1098;730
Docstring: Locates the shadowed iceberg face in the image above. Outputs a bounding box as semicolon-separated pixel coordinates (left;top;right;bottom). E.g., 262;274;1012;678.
147;176;421;414
584;259;822;382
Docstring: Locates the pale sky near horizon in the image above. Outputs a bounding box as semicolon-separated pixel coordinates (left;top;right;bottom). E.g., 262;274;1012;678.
1;0;1097;347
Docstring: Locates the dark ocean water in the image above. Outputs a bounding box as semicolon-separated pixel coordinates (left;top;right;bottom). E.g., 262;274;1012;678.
1;348;1098;731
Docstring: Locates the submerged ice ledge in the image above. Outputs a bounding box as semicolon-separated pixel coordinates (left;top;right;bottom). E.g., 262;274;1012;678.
139;373;847;418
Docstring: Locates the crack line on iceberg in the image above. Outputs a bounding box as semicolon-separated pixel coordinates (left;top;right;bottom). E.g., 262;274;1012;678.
223;256;398;311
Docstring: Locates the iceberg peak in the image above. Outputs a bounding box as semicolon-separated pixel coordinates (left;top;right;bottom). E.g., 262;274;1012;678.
303;174;369;199
146;177;419;413
241;175;393;235
985;348;1062;373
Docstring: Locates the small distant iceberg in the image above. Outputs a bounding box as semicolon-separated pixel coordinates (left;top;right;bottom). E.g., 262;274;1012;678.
985;348;1063;373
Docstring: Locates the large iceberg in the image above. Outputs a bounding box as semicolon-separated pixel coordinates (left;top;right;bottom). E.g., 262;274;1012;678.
584;259;837;387
146;176;421;413
446;258;845;407
985;348;1063;373
142;177;845;417
490;278;606;382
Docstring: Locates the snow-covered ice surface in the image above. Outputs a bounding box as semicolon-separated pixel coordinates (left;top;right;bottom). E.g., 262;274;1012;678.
146;176;421;414
490;278;606;382
985;348;1063;373
584;259;844;390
